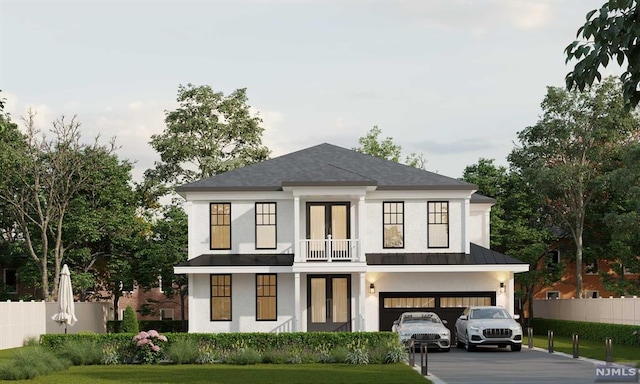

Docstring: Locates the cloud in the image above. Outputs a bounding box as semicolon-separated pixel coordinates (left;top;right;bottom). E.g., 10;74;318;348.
411;137;497;155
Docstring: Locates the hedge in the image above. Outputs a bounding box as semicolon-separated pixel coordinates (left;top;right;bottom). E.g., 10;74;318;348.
530;318;639;346
107;320;187;333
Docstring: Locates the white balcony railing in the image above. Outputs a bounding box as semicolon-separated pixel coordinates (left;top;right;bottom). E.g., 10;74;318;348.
300;238;359;262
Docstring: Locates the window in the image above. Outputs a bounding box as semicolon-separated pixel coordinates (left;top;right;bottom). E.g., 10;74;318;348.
256;274;277;321
211;274;231;321
158;275;173;293
547;250;560;270
3;269;17;293
160;308;174;320
210;203;231;249
546;291;560;299
256;203;277;249
383;202;404;248
120;280;134;292
585;290;599;298
585;260;598;275
428;201;449;248
440;296;492;308
383;297;435;308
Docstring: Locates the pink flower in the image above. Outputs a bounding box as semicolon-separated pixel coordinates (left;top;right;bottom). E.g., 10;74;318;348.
151;345;160;352
157;335;168;342
147;330;159;338
133;331;149;341
137;339;150;347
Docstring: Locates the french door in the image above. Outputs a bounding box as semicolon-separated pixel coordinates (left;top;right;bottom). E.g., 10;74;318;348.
306;203;350;259
307;275;351;331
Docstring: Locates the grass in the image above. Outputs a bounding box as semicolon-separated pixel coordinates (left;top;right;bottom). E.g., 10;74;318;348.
4;363;430;384
530;335;640;365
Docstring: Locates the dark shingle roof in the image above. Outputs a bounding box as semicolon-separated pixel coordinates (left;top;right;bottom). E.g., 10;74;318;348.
177;254;294;267
176;143;476;192
366;243;526;265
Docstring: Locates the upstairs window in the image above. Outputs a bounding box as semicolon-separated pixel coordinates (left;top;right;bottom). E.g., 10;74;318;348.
256;203;277;249
210;203;231;249
3;269;17;293
428;201;449;248
383;202;404;248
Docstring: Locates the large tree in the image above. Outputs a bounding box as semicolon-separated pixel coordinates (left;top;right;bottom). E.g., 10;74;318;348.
353;126;428;169
148;84;271;187
509;78;640;298
565;0;640;109
0;110;119;301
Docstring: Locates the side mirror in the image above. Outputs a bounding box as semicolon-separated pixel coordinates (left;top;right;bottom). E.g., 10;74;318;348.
513;314;520;320
442;319;448;324
393;320;399;326
459;315;468;321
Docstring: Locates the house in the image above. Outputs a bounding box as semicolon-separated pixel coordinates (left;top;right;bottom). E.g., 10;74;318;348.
174;143;529;333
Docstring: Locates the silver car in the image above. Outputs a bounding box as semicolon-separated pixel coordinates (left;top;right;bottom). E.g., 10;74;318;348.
393;312;451;352
454;306;522;352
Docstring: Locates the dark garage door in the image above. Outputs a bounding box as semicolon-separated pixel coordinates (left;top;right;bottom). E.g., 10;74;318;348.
379;292;496;333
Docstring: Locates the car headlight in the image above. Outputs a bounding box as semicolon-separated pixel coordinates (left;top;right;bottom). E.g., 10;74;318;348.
400;332;412;338
469;325;480;331
439;331;450;337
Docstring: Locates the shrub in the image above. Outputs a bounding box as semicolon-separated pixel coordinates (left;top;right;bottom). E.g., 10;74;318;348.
0;346;70;380
195;344;219;364
384;342;407;364
121;306;139;334
346;339;369;365
531;318;639;346
330;346;349;363
57;338;103;365
133;330;167;364
166;337;198;364
23;336;40;347
225;348;261;365
101;344;120;365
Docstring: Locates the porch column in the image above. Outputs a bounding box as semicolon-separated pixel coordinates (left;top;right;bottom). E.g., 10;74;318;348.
294;196;301;262
294;272;301;331
358;196;365;262
462;197;470;254
359;272;366;331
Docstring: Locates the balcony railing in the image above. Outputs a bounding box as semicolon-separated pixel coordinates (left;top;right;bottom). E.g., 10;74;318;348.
300;238;359;262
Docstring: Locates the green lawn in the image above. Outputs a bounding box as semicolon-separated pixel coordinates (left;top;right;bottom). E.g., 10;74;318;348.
529;335;640;365
0;348;19;360
4;363;430;384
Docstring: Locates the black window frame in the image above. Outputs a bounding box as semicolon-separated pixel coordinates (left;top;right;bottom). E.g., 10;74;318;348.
255;202;277;250
383;201;404;249
255;273;277;321
427;201;449;249
210;202;232;250
210;274;232;321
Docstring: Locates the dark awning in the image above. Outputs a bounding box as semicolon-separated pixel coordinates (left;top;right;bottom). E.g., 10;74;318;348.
366;243;526;266
176;253;294;267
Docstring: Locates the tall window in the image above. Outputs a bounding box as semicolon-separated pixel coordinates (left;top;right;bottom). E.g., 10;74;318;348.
383;202;404;248
256;203;277;249
3;269;17;293
211;274;231;321
210;203;231;249
256;274;277;321
428;201;448;248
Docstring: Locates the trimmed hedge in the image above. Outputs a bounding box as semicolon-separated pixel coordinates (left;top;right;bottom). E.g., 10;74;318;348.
107;320;187;333
530;318;639;346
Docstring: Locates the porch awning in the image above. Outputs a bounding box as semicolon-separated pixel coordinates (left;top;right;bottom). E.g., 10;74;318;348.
174;253;294;274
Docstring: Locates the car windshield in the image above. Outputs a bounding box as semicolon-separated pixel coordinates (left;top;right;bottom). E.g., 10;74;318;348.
470;308;511;319
402;315;440;324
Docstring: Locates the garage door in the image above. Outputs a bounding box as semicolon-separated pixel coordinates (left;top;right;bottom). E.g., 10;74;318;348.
379;292;496;333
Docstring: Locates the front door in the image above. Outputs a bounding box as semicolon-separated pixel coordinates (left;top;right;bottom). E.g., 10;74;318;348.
307;203;350;259
307;275;351;331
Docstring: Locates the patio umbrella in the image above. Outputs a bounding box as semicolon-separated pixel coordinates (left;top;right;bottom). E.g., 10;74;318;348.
51;264;77;333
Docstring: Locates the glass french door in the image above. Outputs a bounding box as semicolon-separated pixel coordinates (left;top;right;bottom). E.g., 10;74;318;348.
306;203;349;259
307;275;351;331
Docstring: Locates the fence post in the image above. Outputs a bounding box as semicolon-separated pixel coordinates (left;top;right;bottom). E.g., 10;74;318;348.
547;330;554;353
605;338;613;362
527;327;533;349
408;339;415;367
420;343;429;376
572;333;579;358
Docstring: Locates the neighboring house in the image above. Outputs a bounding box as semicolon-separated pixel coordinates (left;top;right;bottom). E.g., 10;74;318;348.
174;143;529;334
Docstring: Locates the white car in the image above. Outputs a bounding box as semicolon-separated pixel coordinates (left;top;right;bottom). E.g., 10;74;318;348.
393;312;451;352
454;306;522;352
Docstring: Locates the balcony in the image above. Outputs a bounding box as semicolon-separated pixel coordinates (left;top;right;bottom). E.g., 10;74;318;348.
300;238;360;262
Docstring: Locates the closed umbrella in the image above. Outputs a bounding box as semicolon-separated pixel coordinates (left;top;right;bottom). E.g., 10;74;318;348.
51;264;77;333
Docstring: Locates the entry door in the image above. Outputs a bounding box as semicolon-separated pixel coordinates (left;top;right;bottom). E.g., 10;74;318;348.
307;203;349;259
307;275;351;331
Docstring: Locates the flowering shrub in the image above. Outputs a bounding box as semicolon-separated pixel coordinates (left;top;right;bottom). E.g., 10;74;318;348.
132;330;167;364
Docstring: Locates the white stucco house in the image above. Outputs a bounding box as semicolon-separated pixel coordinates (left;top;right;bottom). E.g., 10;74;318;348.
174;143;529;334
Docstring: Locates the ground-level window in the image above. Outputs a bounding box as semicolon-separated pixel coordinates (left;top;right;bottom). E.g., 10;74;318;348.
160;308;174;320
383;202;404;248
546;291;560;299
210;203;231;249
440;296;492;308
383;297;435;308
585;290;599;298
256;274;277;320
3;269;17;293
211;274;231;321
428;201;449;248
256;203;277;249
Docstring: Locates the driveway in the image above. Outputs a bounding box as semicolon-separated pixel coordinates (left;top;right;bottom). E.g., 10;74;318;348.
412;346;603;384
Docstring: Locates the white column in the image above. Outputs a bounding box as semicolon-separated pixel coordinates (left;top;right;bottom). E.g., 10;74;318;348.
359;272;366;331
358;196;365;262
462;197;470;254
294;272;301;331
185;202;194;260
294;196;300;262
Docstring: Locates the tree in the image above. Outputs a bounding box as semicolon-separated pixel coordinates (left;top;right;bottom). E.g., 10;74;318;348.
509;78;640;298
353;126;428;169
148;84;271;187
121;305;139;333
462;159;557;323
0;109;119;301
565;0;640;109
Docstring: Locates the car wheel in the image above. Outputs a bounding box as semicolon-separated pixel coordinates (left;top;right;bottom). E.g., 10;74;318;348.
465;333;476;352
455;334;464;349
511;344;522;352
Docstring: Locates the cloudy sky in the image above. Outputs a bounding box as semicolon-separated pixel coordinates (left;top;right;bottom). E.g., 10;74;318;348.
1;0;616;181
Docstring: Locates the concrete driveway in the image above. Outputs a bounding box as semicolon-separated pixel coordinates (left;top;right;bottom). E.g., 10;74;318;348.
412;346;604;384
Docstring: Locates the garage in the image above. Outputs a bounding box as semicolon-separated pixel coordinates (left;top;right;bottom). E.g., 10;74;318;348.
379;291;496;332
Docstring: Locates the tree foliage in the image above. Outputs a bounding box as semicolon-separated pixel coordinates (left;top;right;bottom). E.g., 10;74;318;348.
121;305;139;333
509;77;640;298
353;126;427;169
148;84;271;187
565;0;640;109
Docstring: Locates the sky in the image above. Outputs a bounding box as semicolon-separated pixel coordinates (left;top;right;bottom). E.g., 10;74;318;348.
0;0;619;182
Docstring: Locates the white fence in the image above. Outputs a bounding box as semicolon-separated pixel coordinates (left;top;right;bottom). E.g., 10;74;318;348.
533;297;640;325
0;301;112;350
